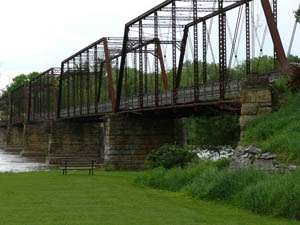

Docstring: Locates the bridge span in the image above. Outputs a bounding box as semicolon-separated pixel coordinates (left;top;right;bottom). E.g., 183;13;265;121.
0;0;295;169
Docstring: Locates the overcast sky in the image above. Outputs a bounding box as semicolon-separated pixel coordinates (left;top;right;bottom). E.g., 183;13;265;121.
0;0;299;92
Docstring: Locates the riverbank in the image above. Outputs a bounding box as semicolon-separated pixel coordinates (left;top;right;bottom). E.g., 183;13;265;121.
0;170;299;225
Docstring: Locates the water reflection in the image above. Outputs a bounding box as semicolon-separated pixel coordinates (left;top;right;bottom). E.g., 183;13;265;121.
0;148;48;173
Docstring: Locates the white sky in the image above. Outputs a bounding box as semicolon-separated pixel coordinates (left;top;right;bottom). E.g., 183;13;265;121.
0;0;299;92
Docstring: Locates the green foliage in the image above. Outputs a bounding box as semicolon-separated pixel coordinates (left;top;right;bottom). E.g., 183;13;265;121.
275;77;292;94
146;144;197;169
236;171;300;220
136;161;300;220
295;8;300;23
186;168;266;201
135;161;228;191
288;55;300;64
186;115;240;147
6;72;39;92
243;94;300;164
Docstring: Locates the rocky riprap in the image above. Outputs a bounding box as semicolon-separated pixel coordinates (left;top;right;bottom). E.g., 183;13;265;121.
230;145;297;173
195;146;234;161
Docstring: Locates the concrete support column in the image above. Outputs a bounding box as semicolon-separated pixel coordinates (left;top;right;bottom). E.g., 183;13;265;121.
0;126;8;149
47;120;104;165
22;122;51;162
240;78;272;141
104;114;183;170
6;125;24;153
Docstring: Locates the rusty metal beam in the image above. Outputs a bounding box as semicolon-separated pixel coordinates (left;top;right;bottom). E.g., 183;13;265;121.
103;38;116;111
260;0;288;71
156;40;169;91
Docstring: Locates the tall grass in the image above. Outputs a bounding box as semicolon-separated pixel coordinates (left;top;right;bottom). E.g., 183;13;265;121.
135;161;300;220
243;93;300;164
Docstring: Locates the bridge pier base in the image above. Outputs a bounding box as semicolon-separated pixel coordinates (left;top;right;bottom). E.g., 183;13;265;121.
6;125;24;153
0;126;8;149
104;114;183;170
240;78;273;141
22;122;51;162
47;120;104;165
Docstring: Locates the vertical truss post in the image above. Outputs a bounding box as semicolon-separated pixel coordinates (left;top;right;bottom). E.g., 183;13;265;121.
67;62;70;117
134;51;138;96
86;49;90;114
154;12;159;106
39;77;43;118
139;20;144;108
219;0;227;100
124;59;128;101
47;72;51;119
79;54;83;115
193;0;199;102
176;27;189;91
273;0;278;68
116;26;129;112
103;38;116;111
246;2;251;76
172;1;177;104
94;45;98;114
27;80;32;122
57;66;64;118
71;60;76;116
203;21;207;84
97;62;104;104
144;46;148;94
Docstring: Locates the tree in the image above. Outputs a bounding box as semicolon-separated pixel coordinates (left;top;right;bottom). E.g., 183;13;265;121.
295;8;300;23
6;72;39;92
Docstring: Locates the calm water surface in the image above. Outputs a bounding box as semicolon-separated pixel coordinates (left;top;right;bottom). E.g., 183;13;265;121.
0;148;48;173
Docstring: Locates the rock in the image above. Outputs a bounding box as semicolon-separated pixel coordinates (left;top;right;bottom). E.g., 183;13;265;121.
230;145;296;174
260;153;277;160
245;145;261;155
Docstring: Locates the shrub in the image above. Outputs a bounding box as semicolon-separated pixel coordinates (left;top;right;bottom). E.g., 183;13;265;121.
136;161;228;192
186;116;240;147
185;168;266;201
236;171;300;220
146;144;197;169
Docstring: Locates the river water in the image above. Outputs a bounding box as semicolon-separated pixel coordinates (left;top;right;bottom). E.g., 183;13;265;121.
0;148;48;173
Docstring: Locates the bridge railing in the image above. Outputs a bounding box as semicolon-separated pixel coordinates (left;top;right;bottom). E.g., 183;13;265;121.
0;94;9;127
57;37;126;119
10;85;29;125
28;68;60;122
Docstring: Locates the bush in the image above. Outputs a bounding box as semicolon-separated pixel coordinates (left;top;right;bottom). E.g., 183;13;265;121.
185;168;266;201
135;162;299;220
236;171;300;220
136;160;228;192
146;144;197;169
186;116;240;147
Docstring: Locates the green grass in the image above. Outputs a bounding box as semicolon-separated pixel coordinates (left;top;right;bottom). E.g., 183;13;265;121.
243;93;300;164
136;162;300;221
0;170;298;225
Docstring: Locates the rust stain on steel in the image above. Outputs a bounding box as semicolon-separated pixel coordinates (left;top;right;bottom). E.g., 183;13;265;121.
157;40;169;91
103;38;117;111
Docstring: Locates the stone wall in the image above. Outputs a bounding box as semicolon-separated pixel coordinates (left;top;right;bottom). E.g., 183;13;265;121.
0;127;7;148
47;120;104;165
6;125;24;153
104;114;183;170
240;78;272;141
22;122;51;162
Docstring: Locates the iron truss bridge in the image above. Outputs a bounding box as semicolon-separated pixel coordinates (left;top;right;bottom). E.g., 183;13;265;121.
0;0;288;124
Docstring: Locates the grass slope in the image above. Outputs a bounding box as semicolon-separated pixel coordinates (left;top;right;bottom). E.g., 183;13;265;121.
0;171;298;225
243;93;300;164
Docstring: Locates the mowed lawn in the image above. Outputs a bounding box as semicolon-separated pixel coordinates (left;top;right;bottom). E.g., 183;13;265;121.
0;171;299;225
